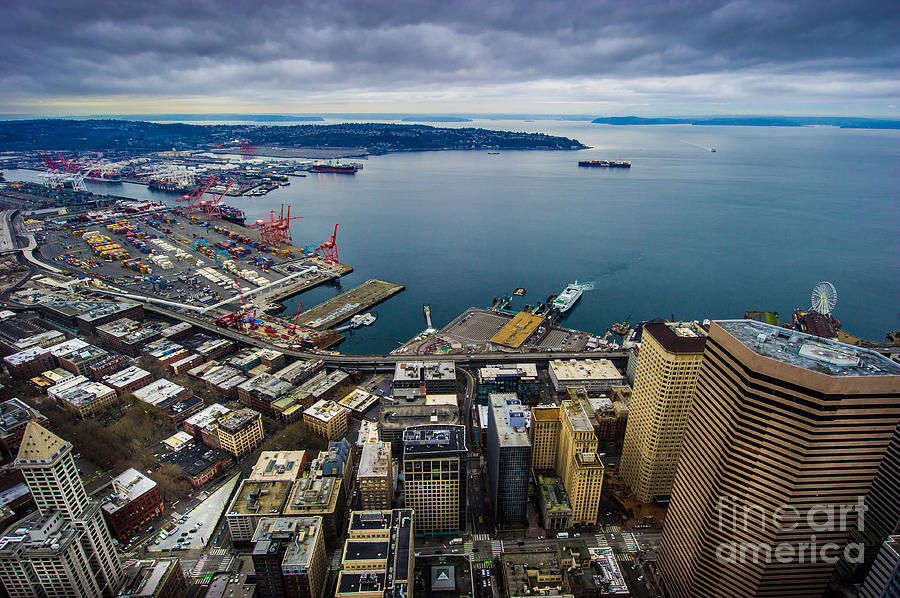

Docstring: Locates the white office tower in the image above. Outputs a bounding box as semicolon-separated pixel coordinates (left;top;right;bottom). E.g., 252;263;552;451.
0;422;123;597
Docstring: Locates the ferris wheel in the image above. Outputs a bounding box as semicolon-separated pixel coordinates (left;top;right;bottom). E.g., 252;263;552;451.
811;281;837;315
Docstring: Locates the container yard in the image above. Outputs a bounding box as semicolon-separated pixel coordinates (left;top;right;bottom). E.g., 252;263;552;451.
29;197;374;351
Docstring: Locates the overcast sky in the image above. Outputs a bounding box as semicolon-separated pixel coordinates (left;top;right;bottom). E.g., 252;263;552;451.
1;0;898;117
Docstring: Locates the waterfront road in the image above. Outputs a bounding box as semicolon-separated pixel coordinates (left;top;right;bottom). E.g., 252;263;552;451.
12;224;627;368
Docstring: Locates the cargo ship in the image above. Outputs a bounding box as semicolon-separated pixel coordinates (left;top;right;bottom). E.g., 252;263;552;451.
148;179;194;193
85;174;123;183
552;281;585;313
311;162;358;174
578;160;631;168
217;205;246;226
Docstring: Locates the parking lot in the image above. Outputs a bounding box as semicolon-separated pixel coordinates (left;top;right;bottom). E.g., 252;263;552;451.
148;474;240;553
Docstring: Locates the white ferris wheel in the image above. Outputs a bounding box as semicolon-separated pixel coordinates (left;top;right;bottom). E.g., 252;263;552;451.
810;281;837;316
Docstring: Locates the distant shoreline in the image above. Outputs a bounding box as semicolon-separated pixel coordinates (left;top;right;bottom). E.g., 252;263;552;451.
591;116;900;130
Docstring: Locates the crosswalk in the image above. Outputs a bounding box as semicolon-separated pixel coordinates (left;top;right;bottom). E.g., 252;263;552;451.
473;533;491;541
491;540;503;558
623;532;639;552
616;553;633;563
464;541;474;553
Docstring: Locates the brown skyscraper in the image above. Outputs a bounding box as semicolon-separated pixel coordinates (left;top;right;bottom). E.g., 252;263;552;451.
659;320;900;598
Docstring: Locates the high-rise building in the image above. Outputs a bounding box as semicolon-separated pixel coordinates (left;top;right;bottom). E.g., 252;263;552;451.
529;400;605;526
0;422;124;597
336;509;414;598
358;441;393;510
530;404;560;470
486;394;532;524
620;321;707;503
658;320;900;598
859;536;900;598
402;425;467;535
251;517;326;598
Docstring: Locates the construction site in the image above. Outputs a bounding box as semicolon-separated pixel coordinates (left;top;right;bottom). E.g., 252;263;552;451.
27;174;401;351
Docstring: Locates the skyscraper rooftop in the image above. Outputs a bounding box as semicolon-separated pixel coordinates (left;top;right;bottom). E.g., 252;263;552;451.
716;320;900;377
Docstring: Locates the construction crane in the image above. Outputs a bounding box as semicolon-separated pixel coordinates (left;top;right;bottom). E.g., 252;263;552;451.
249;203;302;248
316;223;340;264
202;182;235;220
214;277;257;331
286;301;303;334
177;177;217;214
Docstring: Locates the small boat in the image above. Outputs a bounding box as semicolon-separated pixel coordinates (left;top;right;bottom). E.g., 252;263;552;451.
349;312;377;328
488;151;500;155
513;287;526;296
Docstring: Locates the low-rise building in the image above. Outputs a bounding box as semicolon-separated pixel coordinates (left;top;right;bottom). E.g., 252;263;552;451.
338;388;380;417
160;441;231;489
273;358;324;385
358;441;393;510
392;361;456;400
159;322;192;342
54;342;110;377
236;373;294;417
96;318;164;356
38;298;143;334
225;479;292;543
549;359;623;394
251;517;326;598
227;348;266;373
116;558;186;598
11;329;65;351
304;400;350;441
169;354;203;376
536;473;573;531
4;346;56;379
40;367;74;386
102;366;154;398
183;403;232;446
132;380;200;422
48;375;118;418
477;363;540;405
192;337;235;361
141;339;188;368
87;353;130;381
101;468;163;542
217;409;264;458
249;451;307;483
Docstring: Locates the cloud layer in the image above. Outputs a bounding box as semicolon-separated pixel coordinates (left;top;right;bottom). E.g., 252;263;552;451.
2;0;898;115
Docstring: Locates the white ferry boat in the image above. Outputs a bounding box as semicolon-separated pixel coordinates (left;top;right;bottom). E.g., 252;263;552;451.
552;281;585;313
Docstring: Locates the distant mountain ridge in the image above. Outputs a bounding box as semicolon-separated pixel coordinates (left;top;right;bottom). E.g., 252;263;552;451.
591;115;900;129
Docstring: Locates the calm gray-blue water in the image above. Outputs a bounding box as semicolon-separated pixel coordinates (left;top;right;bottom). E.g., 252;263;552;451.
8;121;899;354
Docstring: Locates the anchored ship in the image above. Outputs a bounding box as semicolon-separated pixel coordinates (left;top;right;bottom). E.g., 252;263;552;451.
552;281;585;313
311;162;358;174
578;160;631;168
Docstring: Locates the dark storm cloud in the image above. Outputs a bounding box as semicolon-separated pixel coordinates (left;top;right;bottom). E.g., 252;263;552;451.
1;0;897;111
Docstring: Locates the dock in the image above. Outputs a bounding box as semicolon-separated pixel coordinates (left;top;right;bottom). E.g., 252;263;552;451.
298;279;404;330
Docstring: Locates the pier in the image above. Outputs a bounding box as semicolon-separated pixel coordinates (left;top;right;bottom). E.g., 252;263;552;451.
298;279;404;330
